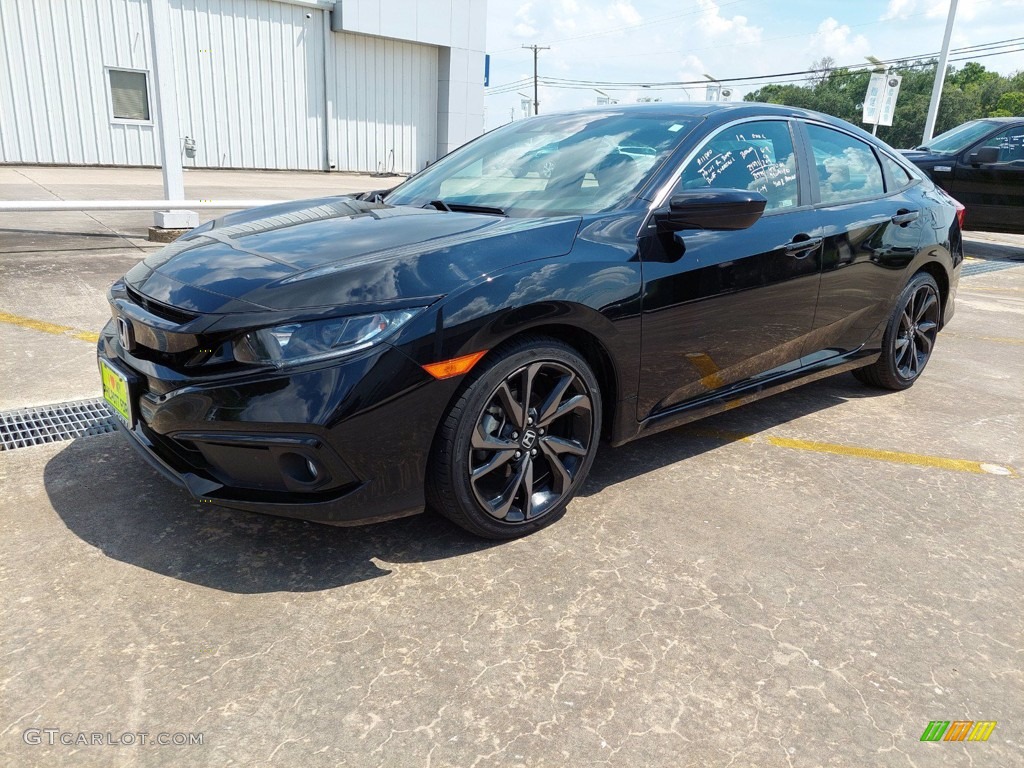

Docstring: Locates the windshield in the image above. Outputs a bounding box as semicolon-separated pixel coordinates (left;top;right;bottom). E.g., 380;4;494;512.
921;120;997;154
385;112;698;217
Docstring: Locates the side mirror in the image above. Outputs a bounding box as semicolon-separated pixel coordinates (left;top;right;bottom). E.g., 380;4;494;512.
655;189;767;232
968;145;1000;165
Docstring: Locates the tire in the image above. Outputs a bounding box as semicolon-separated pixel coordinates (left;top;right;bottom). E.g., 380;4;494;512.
427;336;602;540
854;272;941;391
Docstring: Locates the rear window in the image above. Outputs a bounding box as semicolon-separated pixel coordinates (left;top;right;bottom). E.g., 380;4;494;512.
881;154;914;191
806;124;884;204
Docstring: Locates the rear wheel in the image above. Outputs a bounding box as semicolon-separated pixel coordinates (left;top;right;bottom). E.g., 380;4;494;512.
428;338;601;539
854;272;941;390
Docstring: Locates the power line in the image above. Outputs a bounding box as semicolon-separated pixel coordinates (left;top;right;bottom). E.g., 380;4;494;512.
518;46;1024;99
491;37;1024;93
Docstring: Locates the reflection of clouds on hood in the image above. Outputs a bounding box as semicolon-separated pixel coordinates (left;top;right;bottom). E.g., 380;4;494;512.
329;260;403;304
446;295;496;325
509;263;636;306
508;263;572;306
445;263;637;325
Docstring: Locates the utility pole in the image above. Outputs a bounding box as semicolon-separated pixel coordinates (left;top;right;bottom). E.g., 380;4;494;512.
922;0;959;144
522;44;549;115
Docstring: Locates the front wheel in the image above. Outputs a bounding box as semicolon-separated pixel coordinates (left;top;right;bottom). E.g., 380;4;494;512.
427;338;602;539
854;272;941;390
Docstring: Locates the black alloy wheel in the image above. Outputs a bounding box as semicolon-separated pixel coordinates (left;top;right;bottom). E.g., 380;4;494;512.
855;272;941;390
428;337;601;539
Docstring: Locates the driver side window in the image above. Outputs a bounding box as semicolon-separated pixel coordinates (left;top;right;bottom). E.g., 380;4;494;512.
676;120;799;212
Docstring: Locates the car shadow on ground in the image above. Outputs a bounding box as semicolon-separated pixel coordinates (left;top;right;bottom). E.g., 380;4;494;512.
963;234;1024;262
44;373;885;595
580;372;887;496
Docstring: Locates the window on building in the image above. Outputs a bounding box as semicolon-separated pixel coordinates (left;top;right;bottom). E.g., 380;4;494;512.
108;69;150;122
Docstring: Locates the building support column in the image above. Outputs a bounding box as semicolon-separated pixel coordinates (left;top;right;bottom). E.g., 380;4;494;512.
436;47;485;162
148;0;197;230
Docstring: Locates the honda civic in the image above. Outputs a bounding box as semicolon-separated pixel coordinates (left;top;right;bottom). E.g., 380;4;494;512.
98;103;963;539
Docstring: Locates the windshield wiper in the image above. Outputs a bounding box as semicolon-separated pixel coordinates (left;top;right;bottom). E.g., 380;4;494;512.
427;200;507;216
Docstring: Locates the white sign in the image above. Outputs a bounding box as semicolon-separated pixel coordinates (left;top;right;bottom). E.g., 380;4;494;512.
863;73;902;127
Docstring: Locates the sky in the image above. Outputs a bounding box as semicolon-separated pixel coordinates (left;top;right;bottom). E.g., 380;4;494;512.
482;0;1024;129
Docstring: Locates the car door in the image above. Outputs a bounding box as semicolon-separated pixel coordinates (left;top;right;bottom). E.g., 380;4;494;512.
948;123;1024;233
637;118;822;418
797;121;927;363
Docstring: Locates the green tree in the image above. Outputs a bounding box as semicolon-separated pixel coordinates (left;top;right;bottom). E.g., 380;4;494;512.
744;60;1022;148
990;91;1024;117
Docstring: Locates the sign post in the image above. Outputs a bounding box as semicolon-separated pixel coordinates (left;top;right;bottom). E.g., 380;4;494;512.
862;73;902;135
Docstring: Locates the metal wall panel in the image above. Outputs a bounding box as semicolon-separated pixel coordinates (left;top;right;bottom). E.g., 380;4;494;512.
331;31;438;174
0;0;160;165
1;0;442;173
168;0;326;170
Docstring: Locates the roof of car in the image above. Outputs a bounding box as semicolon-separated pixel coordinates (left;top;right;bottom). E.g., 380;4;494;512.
547;101;846;121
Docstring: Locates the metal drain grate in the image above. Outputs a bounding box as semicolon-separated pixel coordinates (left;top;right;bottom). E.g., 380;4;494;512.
0;398;118;451
962;259;1023;278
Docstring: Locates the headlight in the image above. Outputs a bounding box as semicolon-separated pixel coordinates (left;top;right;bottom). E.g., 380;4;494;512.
234;309;421;367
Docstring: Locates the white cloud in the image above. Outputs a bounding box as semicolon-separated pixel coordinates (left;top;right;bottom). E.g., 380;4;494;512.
608;1;642;26
881;0;987;22
809;17;871;62
512;3;539;39
695;0;762;44
881;0;919;21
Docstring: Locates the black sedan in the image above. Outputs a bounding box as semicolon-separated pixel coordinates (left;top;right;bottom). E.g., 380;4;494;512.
98;103;963;539
901;117;1024;234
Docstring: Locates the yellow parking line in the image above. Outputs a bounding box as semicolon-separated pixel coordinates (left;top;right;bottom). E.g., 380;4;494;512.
764;436;1014;476
683;426;1016;477
0;311;100;344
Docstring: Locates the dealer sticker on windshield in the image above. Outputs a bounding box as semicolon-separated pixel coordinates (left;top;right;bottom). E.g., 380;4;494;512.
100;359;133;427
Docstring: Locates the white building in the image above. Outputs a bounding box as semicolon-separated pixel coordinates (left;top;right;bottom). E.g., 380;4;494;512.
0;0;487;175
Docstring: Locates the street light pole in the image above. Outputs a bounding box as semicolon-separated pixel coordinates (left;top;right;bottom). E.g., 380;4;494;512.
522;44;550;115
922;0;959;144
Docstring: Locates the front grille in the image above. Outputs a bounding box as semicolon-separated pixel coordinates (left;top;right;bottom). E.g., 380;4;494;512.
139;421;206;470
0;399;118;451
125;284;199;324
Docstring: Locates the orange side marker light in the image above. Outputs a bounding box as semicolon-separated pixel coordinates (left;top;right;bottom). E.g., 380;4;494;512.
422;350;488;380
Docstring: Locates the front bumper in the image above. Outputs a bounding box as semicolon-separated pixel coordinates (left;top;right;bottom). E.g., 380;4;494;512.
97;320;458;525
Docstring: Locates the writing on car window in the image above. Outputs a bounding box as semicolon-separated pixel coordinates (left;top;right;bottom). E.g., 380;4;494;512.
679;121;799;212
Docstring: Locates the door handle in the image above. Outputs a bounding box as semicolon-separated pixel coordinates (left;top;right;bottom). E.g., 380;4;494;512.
891;209;920;226
783;236;823;258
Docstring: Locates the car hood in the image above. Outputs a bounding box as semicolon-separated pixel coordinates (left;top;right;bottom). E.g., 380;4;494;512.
898;149;950;165
124;197;582;314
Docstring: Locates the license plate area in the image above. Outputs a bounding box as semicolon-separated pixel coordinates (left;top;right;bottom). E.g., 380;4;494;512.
100;358;135;428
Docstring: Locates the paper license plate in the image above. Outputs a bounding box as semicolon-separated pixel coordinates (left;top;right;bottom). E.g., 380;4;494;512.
100;358;134;427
